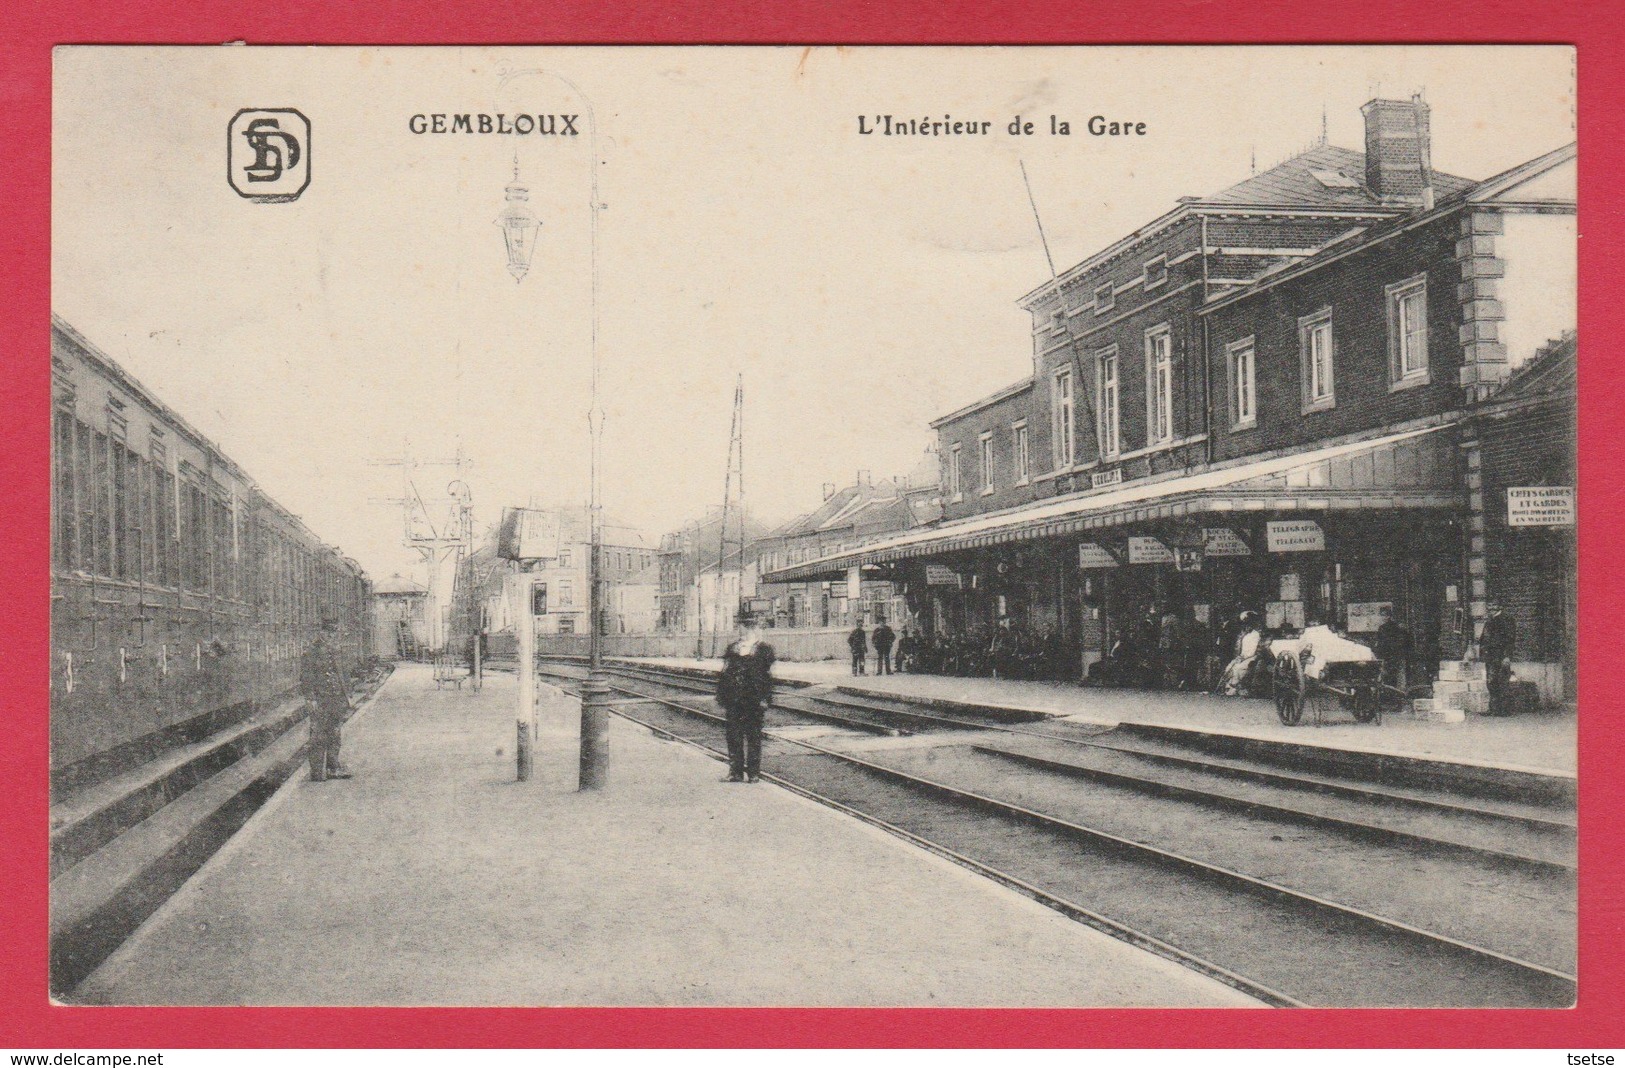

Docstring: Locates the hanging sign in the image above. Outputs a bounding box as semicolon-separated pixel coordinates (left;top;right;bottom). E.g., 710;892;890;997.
1266;519;1326;552
925;564;962;586
1175;547;1204;572
1203;527;1252;556
1077;542;1120;569
1345;601;1392;634
1266;600;1306;630
1507;486;1575;527
1127;536;1175;564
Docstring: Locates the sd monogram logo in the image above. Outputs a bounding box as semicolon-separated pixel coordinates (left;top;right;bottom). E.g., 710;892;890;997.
228;108;311;202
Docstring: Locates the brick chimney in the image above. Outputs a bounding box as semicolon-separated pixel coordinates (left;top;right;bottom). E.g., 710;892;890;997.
1361;95;1433;206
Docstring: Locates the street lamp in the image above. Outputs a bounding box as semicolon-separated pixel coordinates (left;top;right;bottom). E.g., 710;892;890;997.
495;174;541;283
497;67;610;791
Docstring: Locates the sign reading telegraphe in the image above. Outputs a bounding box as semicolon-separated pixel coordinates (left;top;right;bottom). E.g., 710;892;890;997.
1266;519;1326;552
1506;486;1575;527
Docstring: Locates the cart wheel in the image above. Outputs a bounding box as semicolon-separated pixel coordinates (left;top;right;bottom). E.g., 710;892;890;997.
1273;653;1305;726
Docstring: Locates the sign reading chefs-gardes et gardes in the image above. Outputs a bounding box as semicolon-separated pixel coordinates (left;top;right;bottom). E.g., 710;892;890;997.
1507;486;1575;527
1266;519;1326;552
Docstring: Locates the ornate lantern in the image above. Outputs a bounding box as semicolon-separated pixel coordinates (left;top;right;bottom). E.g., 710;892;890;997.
495;182;541;283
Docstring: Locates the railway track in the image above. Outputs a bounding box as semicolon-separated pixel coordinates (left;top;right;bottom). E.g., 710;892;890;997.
537;659;1577;1008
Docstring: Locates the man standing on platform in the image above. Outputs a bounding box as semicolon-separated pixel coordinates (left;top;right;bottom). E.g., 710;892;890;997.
300;614;354;781
716;625;775;784
1374;605;1412;693
872;620;896;675
847;623;869;675
1478;601;1517;715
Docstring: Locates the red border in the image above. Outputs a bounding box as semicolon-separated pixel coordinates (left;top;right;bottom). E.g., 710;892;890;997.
3;1;1620;1049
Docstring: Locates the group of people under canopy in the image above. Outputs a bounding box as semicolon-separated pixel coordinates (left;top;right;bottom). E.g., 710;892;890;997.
1090;604;1409;697
858;618;1074;680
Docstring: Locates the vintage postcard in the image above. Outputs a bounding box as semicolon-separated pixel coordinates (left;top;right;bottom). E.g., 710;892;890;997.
48;45;1576;1010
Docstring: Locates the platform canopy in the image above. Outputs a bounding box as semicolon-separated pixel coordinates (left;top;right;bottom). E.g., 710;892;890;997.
762;423;1460;583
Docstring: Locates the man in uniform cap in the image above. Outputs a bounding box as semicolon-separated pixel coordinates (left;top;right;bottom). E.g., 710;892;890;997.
716;624;775;784
300;614;354;780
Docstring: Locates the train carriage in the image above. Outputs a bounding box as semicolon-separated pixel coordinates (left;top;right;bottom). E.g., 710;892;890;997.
49;316;372;788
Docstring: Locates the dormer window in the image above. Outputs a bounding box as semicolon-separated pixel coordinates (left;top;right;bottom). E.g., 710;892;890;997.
1310;169;1361;189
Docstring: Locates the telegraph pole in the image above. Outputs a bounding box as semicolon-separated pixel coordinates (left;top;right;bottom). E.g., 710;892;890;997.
515;572;536;780
714;375;746;654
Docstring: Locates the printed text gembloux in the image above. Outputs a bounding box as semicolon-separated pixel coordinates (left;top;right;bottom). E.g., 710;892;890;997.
409;113;580;134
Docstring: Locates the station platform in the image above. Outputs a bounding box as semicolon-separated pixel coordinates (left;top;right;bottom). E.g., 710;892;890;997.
74;662;1257;1007
631;656;1577;776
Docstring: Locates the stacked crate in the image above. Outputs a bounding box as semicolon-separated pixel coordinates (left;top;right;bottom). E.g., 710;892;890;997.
1411;660;1489;722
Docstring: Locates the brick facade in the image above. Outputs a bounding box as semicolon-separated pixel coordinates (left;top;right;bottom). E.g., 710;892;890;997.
1204;212;1466;463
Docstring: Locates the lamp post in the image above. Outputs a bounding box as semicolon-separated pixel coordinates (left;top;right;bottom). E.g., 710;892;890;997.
497;67;610;791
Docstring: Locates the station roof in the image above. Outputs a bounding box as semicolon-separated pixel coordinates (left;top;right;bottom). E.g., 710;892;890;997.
1198;144;1474;209
761;423;1458;583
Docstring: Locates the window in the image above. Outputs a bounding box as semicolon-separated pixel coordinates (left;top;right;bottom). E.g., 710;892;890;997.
1144;255;1168;290
947;444;962;500
1013;421;1030;485
557;578;575;606
1052;368;1075;468
1050;309;1067;334
52;410;78;570
1227;336;1257;430
1096;347;1120;458
157;466;177;587
558;548;572;568
1145;325;1174;445
1094;282;1115;315
1387;274;1430;387
979;431;995;495
1299;309;1336;412
111;439;131;580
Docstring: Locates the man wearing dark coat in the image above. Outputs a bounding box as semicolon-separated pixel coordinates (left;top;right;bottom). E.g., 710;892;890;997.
716;627;775;783
872;622;896;675
299;615;353;781
847;624;868;675
1478;601;1517;715
1374;605;1412;693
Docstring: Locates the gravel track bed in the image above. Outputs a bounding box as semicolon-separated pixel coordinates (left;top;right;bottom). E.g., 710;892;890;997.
863;742;1574;974
609;691;1572;1007
981;736;1576;868
1081;730;1575;825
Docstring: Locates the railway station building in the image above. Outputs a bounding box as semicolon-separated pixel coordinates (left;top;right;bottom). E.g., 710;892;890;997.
764;100;1576;702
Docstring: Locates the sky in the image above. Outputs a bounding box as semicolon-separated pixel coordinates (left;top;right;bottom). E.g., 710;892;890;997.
52;45;1575;585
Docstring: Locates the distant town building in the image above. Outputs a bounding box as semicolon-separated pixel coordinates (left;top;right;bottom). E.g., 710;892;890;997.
484;505;659;638
373;573;429;659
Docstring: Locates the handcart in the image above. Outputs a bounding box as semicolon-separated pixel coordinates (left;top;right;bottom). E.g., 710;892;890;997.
1268;625;1400;727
